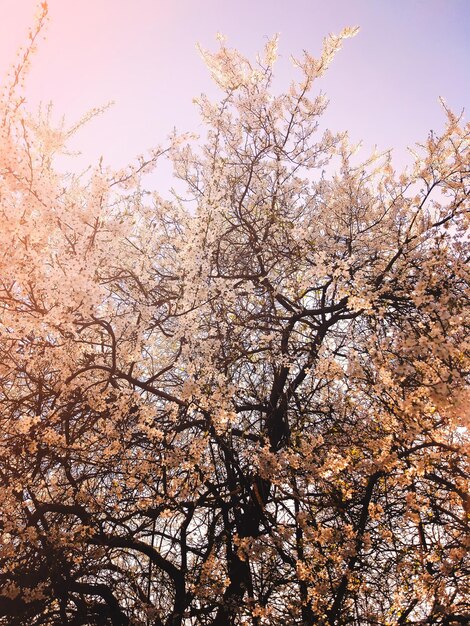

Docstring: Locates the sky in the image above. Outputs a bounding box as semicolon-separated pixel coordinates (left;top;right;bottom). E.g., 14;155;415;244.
1;0;469;179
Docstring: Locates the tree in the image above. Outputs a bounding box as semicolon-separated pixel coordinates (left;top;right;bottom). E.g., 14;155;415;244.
0;5;469;625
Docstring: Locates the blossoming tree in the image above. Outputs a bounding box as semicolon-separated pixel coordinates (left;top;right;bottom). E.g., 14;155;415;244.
0;5;469;625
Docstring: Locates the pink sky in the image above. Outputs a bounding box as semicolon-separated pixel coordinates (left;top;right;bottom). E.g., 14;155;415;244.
1;0;469;177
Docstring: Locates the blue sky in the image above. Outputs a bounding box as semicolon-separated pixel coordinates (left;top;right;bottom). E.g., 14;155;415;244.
2;0;469;175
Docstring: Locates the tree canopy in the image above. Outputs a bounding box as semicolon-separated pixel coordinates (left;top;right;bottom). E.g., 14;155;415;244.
0;6;469;625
